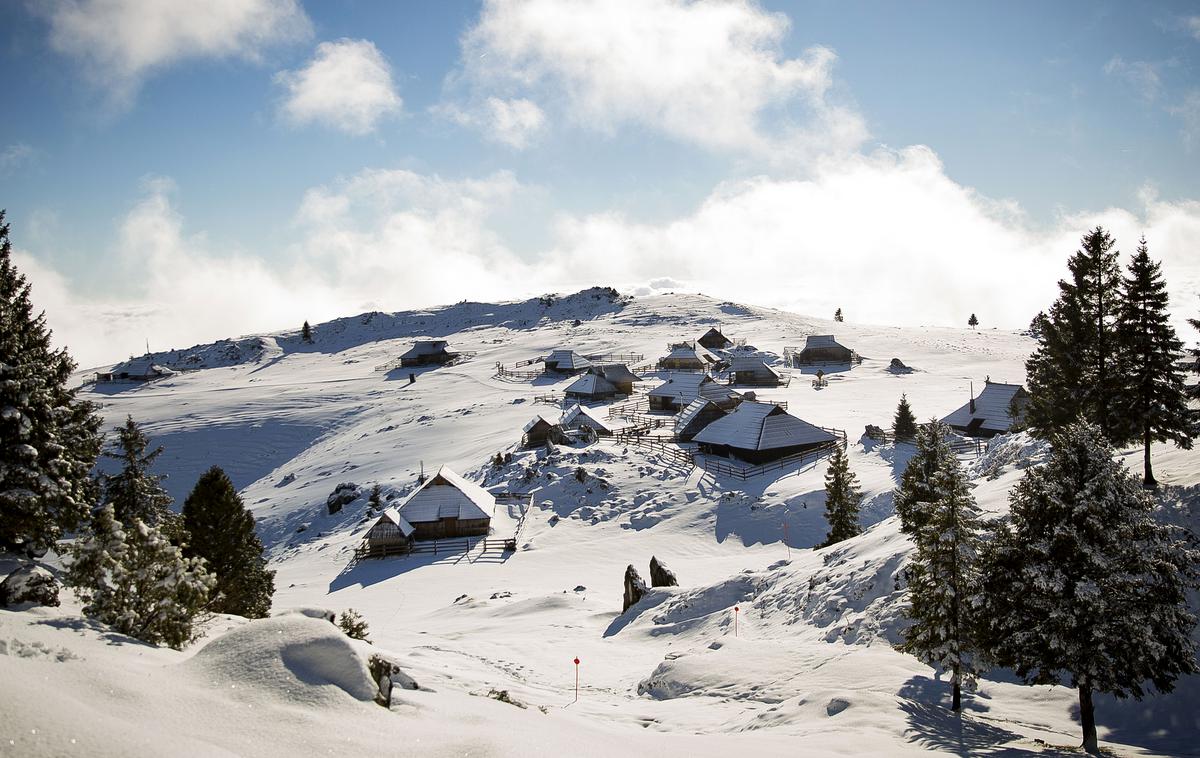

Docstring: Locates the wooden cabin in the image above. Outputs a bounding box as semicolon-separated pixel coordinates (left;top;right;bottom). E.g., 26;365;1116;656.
658;342;719;371
674;398;727;442
400;340;458;367
729;356;785;386
361;507;416;554
522;414;564;447
795;335;855;364
941;380;1029;438
543;349;593;374
393;466;493;540
96;357;176;383
648;374;741;412
694;401;837;464
560;404;615;436
564;363;638;401
697;327;733;350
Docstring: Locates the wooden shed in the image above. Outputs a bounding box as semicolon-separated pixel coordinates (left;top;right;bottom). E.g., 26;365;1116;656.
674;398;727;442
697;327;733;350
795;335;855;364
658;342;719;371
522;414;564;447
560;404;615;436
97;357;176;383
941;380;1029;438
647;373;741;412
564;363;638;401
729;356;785;386
543;349;593;374
694;401;837;464
361;507;416;555
400;340;458;367
393;466;493;540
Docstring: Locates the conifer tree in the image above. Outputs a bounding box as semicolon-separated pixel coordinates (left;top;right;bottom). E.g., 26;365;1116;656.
301;320;313;343
894;420;956;535
820;445;862;547
898;448;984;712
67;504;215;649
368;484;384;510
1190;315;1200;399
968;313;979;329
101;416;175;533
182;466;275;618
892;394;918;440
0;211;104;555
1024;227;1127;443
338;608;370;641
978;422;1198;754
1117;239;1196;487
834;307;844;323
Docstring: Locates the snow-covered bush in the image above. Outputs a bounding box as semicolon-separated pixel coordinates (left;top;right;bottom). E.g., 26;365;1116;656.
0;564;61;608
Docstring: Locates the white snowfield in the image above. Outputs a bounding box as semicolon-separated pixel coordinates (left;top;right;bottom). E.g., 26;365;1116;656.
3;289;1197;756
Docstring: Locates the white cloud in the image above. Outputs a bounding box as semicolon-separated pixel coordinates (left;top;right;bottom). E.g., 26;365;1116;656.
437;97;547;149
276;39;403;135
449;0;866;161
0;143;35;173
1168;90;1200;152
40;0;311;108
1103;56;1163;103
1186;16;1200;41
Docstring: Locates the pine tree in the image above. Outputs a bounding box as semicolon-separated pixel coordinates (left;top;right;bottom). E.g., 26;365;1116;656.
1117;239;1196;487
367;484;384;510
1190;315;1200;400
1024;227;1127;443
0;211;104;555
338;608;370;641
301;320;313;343
181;466;275;618
894;420;956;535
821;445;862;547
968;313;979;329
892;394;918;440
978;422;1199;754
101;416;175;533
66;504;215;649
898;448;984;712
834;307;844;323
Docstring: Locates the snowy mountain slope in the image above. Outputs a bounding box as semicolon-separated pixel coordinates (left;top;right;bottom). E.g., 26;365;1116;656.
5;290;1197;756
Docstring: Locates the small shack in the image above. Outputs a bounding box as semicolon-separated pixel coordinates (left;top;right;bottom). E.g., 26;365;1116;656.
648;373;741;412
543;349;593;374
563;363;638;401
658;342;719;371
697;327;733;351
400;340;458;367
96;357;176;383
675;398;727;442
560;404;615;436
795;335;855;364
694;401;837;464
522;414;564;447
394;466;493;540
729;356;785;386
361;507;416;555
941;380;1029;438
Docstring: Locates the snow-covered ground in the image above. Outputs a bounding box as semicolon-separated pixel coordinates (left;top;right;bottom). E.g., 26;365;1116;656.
3;290;1198;756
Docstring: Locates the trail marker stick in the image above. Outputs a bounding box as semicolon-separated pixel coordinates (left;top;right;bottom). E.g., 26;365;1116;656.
574;657;580;702
734;606;739;637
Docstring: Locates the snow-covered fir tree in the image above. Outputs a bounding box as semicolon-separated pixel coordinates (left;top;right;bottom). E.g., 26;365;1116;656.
894;420;957;536
181;466;274;618
0;210;103;555
897;447;984;712
301;320;313;343
67;504;215;649
1024;227;1127;443
834;307;844;322
892;394;918;440
101;415;176;536
821;445;862;547
978;422;1199;755
1117;238;1196;487
968;313;978;329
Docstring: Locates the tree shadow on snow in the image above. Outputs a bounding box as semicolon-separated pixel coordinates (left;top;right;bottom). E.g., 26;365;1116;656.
1088;675;1200;757
897;676;1060;757
35;616;160;649
327;545;511;593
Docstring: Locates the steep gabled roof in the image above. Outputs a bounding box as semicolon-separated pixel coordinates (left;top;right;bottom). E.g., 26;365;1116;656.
729;356;783;378
565;373;618;397
523;414;559;433
649;373;740;405
110;357;174;377
396;466;493;524
545;349;592;370
694;401;835;451
802;335;847;350
663;343;718;364
941;381;1026;434
400;340;451;359
560;403;612;432
593;363;638;384
698;327;733;346
376;507;416;537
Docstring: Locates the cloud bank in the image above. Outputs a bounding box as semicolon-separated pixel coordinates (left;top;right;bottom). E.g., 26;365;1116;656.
276;39;403;135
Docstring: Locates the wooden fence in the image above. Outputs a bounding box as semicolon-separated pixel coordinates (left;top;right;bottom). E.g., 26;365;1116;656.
585;352;644;364
495;362;545;381
864;426;988;459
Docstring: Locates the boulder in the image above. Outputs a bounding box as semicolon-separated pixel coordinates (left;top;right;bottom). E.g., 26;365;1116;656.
0;564;61;608
649;556;678;588
368;653;419;707
623;564;647;613
888;358;913;374
326;483;361;515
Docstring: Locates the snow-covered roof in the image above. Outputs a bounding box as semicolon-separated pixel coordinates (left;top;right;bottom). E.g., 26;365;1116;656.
941;381;1027;434
648;373;739;404
802;335;847;350
400;340;450;359
676;398;724;430
545;349;592;370
109;357;175;377
694;401;835;451
376;507;416;537
560;403;612;432
565;373;618;397
662;343;717;363
396;466;493;524
729;356;783;378
523;414;559;433
698;327;731;343
593;363;638;384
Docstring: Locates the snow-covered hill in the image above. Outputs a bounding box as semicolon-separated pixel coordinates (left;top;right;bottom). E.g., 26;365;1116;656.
5;290;1199;756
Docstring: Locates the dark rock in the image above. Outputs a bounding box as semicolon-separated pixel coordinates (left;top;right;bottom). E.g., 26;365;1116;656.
649;556;678;587
888;358;913;374
369;653;419;707
326;482;361;514
623;564;647;612
0;564;60;608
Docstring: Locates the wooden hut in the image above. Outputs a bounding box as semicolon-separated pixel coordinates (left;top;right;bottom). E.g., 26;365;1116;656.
400;340;458;367
522;414;564;447
694;401;836;464
97;357;176;383
729;356;785;386
564;363;638;401
675;398;727;442
658;342;719;371
647;373;741;412
543;349;593;374
560;404;615;436
941;380;1029;438
361;507;416;555
697;327;733;350
394;466;493;540
795;335;855;364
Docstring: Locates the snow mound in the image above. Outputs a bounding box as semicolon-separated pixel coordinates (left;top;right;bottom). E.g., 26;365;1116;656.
185;615;377;705
965;432;1049;480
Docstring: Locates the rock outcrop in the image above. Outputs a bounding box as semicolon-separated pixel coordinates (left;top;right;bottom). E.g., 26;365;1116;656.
623;565;647;612
649;556;678;587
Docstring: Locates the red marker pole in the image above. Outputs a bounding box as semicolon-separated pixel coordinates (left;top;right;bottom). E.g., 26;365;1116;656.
734;606;739;637
573;657;580;702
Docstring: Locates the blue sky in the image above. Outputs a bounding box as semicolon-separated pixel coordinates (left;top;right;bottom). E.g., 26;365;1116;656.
2;0;1199;366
